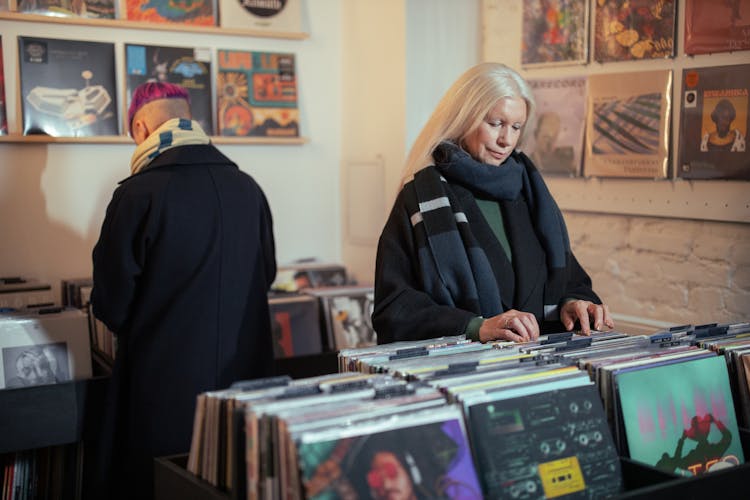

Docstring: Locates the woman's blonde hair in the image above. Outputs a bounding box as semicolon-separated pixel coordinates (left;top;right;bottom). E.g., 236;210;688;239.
401;62;536;185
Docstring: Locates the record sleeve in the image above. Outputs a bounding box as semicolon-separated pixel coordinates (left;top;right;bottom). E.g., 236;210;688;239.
0;36;6;136
219;0;302;33
125;44;214;135
271;261;349;292
521;0;588;67
593;0;676;62
18;36;118;137
16;0;116;18
615;355;745;476
217;50;299;137
125;0;217;25
685;0;750;55
304;286;375;351
298;407;483;500
678;64;749;180
467;383;622;499
584;70;671;178
525;76;587;176
268;293;323;359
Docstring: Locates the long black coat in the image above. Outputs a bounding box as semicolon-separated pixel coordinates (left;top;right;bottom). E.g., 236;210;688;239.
373;166;599;344
90;144;276;499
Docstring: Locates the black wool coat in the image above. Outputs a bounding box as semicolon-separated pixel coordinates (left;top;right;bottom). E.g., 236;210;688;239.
373;165;599;344
90;144;276;499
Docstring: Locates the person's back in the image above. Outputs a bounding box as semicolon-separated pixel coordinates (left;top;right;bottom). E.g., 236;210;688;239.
90;82;276;499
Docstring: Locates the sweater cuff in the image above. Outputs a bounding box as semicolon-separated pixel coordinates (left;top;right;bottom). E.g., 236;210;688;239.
465;316;484;342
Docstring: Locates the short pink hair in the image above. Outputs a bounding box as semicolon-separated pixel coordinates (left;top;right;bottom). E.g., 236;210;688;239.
128;82;190;135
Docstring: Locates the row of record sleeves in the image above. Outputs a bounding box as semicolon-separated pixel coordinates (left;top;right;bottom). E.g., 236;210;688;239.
0;36;301;139
186;321;750;499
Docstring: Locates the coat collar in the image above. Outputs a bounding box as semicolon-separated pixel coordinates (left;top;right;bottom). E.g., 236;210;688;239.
119;144;236;184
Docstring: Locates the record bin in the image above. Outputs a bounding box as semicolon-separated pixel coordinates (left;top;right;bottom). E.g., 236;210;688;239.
153;427;750;500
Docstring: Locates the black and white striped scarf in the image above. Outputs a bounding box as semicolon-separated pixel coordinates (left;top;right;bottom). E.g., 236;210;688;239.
404;142;570;320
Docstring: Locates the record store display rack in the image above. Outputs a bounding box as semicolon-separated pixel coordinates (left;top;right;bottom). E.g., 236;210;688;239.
162;322;750;500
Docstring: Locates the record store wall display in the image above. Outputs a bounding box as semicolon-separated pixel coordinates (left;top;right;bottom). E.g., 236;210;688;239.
525;75;587;177
217;49;300;138
593;0;676;63
678;64;749;181
520;0;588;67
684;0;750;55
125;44;214;135
219;0;302;33
584;70;671;179
17;36;119;137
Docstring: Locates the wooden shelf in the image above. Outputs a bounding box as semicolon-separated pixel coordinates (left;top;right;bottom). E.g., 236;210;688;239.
0;134;309;145
0;11;309;40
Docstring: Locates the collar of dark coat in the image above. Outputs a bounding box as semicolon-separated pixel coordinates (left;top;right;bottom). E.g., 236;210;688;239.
119;144;237;184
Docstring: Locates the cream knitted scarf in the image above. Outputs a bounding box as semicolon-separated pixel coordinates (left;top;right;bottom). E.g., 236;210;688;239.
130;118;210;175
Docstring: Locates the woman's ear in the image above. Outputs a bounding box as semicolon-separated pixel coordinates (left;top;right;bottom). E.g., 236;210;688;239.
131;117;150;145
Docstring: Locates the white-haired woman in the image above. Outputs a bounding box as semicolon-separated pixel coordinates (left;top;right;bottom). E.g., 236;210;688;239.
373;62;613;344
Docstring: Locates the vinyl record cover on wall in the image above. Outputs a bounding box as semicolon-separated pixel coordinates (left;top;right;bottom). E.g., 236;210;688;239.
16;0;116;18
18;36;118;137
125;0;217;26
593;0;676;62
217;50;299;137
525;76;587;176
684;0;750;55
521;0;588;67
219;0;302;32
125;44;214;134
584;70;671;178
678;64;749;180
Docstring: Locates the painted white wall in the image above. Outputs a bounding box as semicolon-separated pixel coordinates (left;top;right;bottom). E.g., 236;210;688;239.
0;0;343;297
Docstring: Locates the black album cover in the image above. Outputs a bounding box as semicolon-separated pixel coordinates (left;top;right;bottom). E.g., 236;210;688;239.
18;37;118;137
268;293;322;359
468;383;622;499
125;44;214;134
678;64;749;180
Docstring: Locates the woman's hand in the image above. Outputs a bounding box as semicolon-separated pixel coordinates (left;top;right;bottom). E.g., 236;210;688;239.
560;300;614;335
479;310;539;343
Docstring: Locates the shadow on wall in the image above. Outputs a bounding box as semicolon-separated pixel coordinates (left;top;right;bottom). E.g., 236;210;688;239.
0;145;93;292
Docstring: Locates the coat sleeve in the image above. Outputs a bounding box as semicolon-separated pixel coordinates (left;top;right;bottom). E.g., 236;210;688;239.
91;185;154;335
561;251;602;306
372;191;476;344
258;187;277;290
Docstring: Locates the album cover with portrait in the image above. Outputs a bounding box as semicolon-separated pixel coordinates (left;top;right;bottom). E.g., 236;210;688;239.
584;70;671;178
615;355;745;476
125;0;216;25
125;44;214;135
297;408;483;500
685;0;750;55
217;50;299;137
219;0;302;32
18;36;118;137
521;0;588;67
17;0;116;18
303;286;375;351
678;64;749;180
593;0;676;62
525;76;587;176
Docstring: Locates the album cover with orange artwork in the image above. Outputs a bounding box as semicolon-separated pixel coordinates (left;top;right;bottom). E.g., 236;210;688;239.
216;50;299;138
125;0;216;26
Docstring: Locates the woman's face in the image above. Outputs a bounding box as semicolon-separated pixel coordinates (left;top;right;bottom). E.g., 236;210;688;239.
462;96;527;166
367;451;416;500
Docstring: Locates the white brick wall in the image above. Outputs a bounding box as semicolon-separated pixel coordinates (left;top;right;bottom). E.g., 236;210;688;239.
565;212;750;326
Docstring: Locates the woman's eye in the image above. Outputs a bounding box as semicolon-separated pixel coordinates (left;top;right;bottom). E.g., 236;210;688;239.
512;124;522;131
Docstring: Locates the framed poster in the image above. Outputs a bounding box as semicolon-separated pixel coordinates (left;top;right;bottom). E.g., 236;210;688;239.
678;64;749;180
18;36;119;137
521;0;588;67
525;76;587;176
685;0;750;55
584;70;671;178
594;0;676;62
217;50;299;137
125;44;214;135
